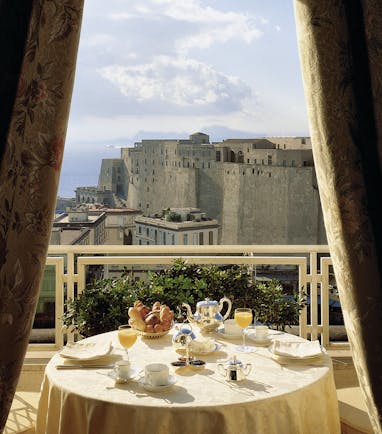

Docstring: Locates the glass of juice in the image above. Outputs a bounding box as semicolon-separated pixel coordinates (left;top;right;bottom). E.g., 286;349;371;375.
234;308;255;352
118;325;138;359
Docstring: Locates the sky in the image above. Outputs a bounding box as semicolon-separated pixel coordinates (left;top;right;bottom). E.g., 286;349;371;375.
59;0;310;197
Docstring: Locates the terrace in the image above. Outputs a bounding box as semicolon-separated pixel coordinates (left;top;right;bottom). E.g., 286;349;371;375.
6;245;372;433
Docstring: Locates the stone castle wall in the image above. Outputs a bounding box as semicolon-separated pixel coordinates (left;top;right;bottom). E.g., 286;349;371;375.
117;136;326;245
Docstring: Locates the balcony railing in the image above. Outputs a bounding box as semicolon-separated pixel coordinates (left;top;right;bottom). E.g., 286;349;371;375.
31;245;348;351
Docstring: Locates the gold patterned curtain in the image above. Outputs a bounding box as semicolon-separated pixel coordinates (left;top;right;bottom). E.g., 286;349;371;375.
0;1;84;430
294;1;382;432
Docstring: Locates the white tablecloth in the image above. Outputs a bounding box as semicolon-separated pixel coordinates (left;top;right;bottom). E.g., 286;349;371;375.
35;327;341;434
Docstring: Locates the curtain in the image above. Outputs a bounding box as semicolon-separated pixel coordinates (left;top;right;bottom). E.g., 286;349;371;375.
0;1;84;431
294;1;382;432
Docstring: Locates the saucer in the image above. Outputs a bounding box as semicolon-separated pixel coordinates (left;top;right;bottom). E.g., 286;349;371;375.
216;328;242;339
107;367;141;383
139;375;176;392
191;342;221;355
248;335;272;346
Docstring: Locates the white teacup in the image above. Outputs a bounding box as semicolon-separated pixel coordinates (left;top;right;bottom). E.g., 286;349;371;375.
145;363;169;387
114;360;132;381
255;325;269;341
224;319;242;335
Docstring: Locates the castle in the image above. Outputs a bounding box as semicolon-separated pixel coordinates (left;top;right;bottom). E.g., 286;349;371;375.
79;132;326;245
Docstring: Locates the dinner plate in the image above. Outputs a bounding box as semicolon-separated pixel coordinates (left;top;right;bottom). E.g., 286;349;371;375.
269;340;325;360
268;347;325;361
270;352;325;365
215;328;242;339
139;375;176;392
60;341;112;361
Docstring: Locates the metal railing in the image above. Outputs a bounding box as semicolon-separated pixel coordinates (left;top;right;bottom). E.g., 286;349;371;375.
31;245;347;351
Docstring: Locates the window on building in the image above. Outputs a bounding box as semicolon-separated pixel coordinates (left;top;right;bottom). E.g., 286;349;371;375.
193;233;198;245
268;155;272;165
199;232;204;245
216;151;221;161
183;234;188;245
208;231;213;245
163;232;166;245
291;160;295;167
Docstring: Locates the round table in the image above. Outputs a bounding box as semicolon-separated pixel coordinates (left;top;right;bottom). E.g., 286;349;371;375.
35;326;341;434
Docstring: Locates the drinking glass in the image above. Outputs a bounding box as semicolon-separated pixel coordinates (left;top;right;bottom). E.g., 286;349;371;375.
234;308;255;352
118;325;138;359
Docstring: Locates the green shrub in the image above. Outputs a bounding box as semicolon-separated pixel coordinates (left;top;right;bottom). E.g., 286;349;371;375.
62;259;306;337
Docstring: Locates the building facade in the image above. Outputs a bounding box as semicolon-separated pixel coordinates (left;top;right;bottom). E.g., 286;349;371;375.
135;208;219;246
115;133;326;245
51;211;106;245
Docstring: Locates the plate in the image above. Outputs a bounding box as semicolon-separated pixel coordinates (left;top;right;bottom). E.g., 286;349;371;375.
191;342;221;355
270;352;325;365
216;328;242;339
176;342;221;355
268;347;325;361
60;341;112;361
248;336;272;346
269;340;325;360
139;375;176;392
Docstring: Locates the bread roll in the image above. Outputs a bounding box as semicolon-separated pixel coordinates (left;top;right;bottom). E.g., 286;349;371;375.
145;313;160;326
128;307;146;331
154;323;164;333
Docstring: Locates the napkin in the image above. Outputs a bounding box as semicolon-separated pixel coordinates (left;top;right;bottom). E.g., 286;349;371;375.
271;340;323;359
60;341;112;361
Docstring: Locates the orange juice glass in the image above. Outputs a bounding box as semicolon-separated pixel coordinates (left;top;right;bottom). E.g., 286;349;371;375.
234;308;254;353
234;311;253;329
118;325;138;359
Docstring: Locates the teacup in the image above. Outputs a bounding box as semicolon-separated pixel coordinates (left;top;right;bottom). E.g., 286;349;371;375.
114;360;132;381
255;325;269;341
224;319;242;335
145;363;169;387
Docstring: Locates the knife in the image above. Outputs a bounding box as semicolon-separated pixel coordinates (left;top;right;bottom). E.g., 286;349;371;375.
55;364;115;370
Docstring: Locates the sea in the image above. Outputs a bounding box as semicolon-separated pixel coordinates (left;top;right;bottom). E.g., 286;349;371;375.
58;147;120;198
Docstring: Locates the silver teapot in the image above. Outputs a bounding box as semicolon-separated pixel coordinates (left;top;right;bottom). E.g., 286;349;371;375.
218;356;252;381
182;297;232;332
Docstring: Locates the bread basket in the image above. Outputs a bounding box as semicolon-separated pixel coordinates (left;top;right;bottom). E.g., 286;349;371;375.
133;322;174;339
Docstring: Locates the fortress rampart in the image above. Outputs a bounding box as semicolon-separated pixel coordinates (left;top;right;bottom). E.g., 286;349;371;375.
112;133;326;244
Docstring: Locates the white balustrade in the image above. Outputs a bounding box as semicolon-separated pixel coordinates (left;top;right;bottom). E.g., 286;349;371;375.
29;245;347;351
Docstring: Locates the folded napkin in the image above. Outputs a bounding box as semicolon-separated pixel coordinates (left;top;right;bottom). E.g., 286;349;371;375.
58;353;121;367
271;340;323;359
60;341;112;361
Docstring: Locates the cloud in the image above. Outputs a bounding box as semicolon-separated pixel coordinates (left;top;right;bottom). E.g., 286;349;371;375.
108;0;263;52
99;56;251;111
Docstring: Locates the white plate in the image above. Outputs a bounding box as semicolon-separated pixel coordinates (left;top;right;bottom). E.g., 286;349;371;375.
248;335;272;346
60;341;112;361
139;375;176;392
190;343;221;355
176;342;221;355
107;367;142;383
270;353;325;365
268;347;325;361
216;329;242;339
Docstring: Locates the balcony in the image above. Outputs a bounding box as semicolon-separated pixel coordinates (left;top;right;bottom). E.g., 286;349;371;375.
6;245;373;434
